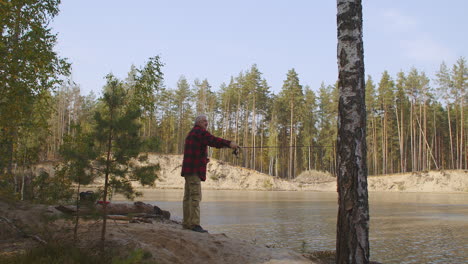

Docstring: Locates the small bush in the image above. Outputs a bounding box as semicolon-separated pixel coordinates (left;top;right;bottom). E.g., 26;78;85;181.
31;171;74;204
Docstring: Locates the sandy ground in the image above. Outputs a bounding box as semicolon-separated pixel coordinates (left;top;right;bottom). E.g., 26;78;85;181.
0;199;313;264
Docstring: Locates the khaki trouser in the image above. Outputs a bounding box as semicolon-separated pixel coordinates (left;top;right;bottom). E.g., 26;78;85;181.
183;174;202;229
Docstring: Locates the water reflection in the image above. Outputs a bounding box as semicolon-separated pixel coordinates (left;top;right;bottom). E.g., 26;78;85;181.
116;190;468;263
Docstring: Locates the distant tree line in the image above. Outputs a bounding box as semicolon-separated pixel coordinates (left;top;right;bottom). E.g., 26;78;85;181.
42;59;467;180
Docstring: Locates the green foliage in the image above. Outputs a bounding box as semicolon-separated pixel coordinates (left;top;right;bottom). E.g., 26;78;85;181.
30;170;73;204
58;126;98;186
299;86;318;170
277;68;304;125
141;135;162;152
174;76;194;153
129;56;165;114
112;248;153;264
0;0;70;177
130;163;160;186
315;83;338;174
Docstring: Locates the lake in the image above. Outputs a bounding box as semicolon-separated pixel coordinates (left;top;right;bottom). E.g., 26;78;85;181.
117;189;468;263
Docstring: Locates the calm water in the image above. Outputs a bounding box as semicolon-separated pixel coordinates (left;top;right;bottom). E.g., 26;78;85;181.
117;190;468;264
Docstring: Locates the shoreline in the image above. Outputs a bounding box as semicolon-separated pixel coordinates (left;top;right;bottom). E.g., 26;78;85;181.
129;186;468;194
0;199;315;263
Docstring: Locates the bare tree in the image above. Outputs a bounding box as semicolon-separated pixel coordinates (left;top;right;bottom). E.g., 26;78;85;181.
336;0;370;263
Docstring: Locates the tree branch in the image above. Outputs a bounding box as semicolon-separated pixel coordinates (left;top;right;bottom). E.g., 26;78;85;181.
0;216;47;244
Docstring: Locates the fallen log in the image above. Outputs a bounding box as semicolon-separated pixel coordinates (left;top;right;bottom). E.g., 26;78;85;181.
96;201;154;215
55;202;170;220
55;205;77;214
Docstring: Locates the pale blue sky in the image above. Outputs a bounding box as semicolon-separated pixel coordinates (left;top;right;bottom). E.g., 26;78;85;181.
52;1;467;95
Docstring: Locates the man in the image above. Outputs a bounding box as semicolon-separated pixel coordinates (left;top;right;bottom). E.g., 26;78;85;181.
181;114;238;233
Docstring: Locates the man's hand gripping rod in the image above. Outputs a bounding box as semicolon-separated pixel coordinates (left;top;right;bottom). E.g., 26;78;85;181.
232;146;241;158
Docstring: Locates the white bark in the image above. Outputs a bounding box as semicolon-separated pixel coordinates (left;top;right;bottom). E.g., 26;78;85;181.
336;0;370;263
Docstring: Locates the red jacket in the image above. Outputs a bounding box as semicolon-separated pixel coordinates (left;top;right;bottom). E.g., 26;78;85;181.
181;125;231;181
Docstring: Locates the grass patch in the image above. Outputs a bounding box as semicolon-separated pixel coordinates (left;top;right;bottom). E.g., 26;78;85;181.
0;243;154;264
0;243;106;264
210;173;226;181
263;179;273;190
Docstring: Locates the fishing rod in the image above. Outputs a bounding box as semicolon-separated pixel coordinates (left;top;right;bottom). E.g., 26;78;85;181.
231;144;335;158
237;145;335;149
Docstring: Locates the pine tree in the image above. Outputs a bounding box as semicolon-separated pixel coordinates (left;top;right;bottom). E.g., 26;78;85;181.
377;71;395;174
174;76;194;153
58;125;98;241
316;83;338;173
365;76;378;175
244;65;270;169
269;96;282;176
394;71;409;172
405;68;421;171
278;69;304;179
300;86;318;171
450;57;467;169
218;80;237;162
94;74;160;246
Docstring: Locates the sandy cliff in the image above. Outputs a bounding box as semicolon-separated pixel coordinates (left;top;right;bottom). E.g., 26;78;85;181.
142;154;467;193
31;153;467;193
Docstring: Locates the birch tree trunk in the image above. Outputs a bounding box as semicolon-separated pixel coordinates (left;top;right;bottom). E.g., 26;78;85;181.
336;0;370;263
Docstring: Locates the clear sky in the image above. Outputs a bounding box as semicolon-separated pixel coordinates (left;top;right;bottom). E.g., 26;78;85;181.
51;0;468;96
